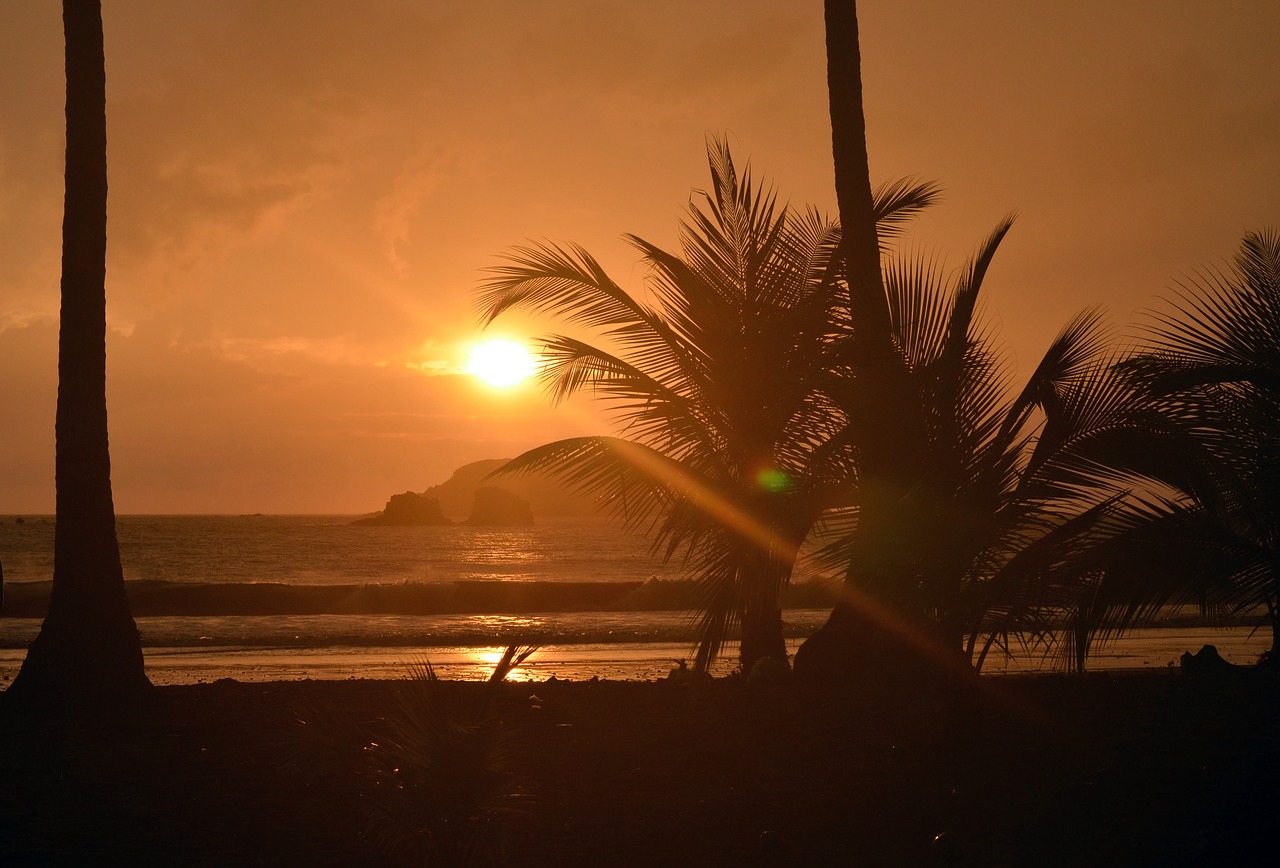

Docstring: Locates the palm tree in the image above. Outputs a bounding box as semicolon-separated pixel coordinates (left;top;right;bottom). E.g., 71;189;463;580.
801;0;1240;686
477;137;936;673
825;0;886;317
798;0;963;687
7;0;150;704
1119;229;1280;662
794;213;1151;680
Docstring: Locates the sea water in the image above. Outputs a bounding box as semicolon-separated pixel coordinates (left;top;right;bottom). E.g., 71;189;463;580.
0;514;837;682
0;515;1268;683
0;514;700;586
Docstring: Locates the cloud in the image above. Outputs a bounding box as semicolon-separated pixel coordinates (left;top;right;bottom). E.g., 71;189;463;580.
373;144;453;276
100;320;596;513
2;0;1277;512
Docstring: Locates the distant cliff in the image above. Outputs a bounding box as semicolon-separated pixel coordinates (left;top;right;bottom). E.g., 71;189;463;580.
351;492;451;526
465;486;534;526
420;458;601;520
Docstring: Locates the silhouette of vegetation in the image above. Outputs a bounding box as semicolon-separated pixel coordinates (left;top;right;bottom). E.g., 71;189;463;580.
7;0;149;705
470;0;1271;684
478;137;936;674
812;3;1280;683
1114;229;1280;663
796;0;1222;683
360;646;537;866
808;231;1233;680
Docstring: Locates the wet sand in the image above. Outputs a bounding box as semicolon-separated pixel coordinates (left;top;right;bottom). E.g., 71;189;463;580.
1;625;1267;687
2;669;1278;866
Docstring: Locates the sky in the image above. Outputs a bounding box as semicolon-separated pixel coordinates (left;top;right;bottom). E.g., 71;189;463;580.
0;1;1277;514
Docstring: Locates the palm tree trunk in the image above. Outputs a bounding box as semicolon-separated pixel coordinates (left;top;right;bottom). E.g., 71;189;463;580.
739;602;786;671
738;552;790;672
824;0;886;330
796;0;930;687
7;0;149;705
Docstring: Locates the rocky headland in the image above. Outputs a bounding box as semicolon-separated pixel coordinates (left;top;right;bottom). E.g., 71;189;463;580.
464;486;534;526
350;492;450;526
354;458;602;526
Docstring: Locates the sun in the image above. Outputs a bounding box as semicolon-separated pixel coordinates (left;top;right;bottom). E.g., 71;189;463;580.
466;339;536;387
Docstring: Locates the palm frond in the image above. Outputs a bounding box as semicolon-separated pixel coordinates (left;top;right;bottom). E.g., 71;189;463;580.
870;176;943;246
942;215;1015;368
493;436;673;531
477;241;654;329
882;247;952;367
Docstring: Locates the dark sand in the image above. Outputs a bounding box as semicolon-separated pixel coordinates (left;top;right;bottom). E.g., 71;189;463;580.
2;671;1277;866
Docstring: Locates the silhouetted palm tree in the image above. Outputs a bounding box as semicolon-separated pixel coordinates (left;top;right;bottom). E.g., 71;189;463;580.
800;0;959;686
799;0;1199;682
795;214;1171;682
1118;229;1280;661
8;0;150;703
478;137;936;673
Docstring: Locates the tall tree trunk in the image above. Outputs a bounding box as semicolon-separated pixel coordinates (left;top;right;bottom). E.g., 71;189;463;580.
796;0;950;687
7;0;150;705
824;0;886;332
737;548;790;673
796;0;892;684
738;603;786;672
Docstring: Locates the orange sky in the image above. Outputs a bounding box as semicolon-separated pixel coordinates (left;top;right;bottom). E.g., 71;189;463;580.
1;1;1277;514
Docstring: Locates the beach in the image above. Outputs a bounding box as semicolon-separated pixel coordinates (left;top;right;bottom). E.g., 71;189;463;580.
3;518;1278;864
2;590;1276;867
2;617;1269;687
2;670;1278;866
3;516;1271;688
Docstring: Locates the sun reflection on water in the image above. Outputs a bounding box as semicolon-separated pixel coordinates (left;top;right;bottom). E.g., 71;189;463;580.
456;534;541;564
466;614;547;633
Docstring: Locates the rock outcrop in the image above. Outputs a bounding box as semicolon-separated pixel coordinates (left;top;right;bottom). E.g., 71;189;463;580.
351;492;452;526
357;457;606;524
465;486;535;526
421;458;601;519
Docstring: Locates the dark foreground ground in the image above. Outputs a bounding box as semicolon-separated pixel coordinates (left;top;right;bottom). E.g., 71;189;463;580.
2;669;1278;867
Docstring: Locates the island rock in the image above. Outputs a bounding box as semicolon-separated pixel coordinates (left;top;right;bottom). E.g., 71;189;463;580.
465;486;535;526
421;458;601;519
352;492;452;526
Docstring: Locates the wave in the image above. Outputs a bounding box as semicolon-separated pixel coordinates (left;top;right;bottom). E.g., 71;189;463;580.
0;610;835;650
2;577;841;618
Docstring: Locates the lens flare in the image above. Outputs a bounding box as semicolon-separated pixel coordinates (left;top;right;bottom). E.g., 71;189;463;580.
756;467;791;493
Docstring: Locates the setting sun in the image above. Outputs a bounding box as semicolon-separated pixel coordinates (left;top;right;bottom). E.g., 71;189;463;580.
466;339;536;387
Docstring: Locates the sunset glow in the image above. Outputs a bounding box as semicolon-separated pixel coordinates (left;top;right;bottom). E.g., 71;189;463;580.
0;2;1273;518
466;339;536;387
0;3;1276;864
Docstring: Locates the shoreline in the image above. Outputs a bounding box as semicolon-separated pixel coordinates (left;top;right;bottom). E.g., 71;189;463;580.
1;626;1268;688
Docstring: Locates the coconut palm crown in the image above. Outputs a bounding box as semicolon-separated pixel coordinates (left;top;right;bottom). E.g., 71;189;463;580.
477;137;937;672
797;203;1226;680
1119;229;1280;659
803;219;1124;673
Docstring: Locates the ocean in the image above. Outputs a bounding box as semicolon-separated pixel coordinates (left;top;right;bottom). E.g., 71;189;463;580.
0;514;700;587
0;515;1268;684
0;515;835;682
